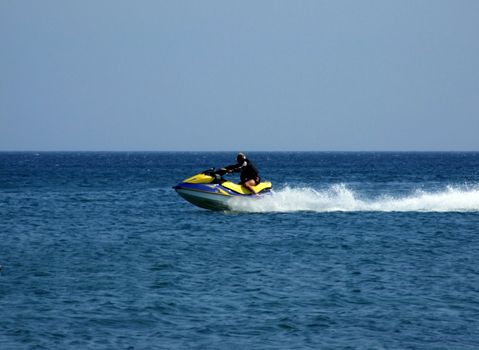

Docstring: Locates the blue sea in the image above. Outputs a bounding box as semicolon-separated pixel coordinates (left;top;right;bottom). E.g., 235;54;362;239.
1;152;479;349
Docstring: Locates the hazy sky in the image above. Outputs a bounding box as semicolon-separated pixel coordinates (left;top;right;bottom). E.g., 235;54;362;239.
1;1;478;151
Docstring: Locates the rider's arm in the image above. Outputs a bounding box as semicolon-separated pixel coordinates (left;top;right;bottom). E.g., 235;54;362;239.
222;162;244;173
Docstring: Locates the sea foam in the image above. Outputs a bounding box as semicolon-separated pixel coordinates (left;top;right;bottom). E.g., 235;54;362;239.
227;184;479;213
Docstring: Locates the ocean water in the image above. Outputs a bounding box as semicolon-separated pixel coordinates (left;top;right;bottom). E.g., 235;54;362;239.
1;152;479;349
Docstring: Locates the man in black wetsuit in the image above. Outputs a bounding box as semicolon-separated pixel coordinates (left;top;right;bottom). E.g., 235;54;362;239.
221;153;261;195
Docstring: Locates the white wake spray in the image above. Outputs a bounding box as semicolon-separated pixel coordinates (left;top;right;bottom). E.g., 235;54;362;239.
227;184;479;213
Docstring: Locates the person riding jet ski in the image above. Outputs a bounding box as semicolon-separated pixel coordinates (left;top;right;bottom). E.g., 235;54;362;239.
221;153;261;195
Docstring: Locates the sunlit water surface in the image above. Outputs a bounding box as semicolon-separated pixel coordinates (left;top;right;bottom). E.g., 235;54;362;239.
1;152;479;349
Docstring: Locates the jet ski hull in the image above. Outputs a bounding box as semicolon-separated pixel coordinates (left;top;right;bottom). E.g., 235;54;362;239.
173;170;272;211
175;187;232;211
173;181;271;210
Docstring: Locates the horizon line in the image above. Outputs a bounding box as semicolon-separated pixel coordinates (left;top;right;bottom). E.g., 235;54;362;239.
1;149;479;153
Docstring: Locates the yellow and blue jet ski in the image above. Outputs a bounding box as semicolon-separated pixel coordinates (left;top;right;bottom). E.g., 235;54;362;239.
173;169;272;210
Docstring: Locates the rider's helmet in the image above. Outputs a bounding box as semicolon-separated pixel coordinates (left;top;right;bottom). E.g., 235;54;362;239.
237;152;246;163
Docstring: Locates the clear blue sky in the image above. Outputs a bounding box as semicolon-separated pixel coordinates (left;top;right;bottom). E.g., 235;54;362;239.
1;1;478;151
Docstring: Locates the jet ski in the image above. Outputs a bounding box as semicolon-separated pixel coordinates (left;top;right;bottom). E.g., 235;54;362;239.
173;169;272;210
